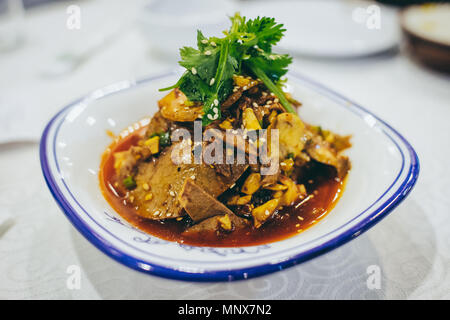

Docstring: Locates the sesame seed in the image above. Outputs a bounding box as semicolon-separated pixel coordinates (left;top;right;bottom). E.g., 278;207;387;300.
204;50;211;55
214;99;219;106
142;183;150;191
201;39;208;44
265;210;270;216
154;210;160;216
166;213;172;217
297;216;304;221
262;92;268;96
190;175;196;180
169;191;175;197
210;41;216;46
274;98;279;103
252;102;258;108
267;100;273;105
213;107;218;114
210;78;215;86
270;92;275;96
242;86;247;90
191;67;197;75
207;114;214;120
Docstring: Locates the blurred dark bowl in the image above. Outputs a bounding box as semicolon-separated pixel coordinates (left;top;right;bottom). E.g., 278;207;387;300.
400;4;450;73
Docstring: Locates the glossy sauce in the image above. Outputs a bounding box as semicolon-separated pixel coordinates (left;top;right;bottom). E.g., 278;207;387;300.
99;127;345;247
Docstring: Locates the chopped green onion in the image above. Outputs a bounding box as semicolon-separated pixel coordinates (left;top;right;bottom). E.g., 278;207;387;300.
159;131;171;147
123;176;136;190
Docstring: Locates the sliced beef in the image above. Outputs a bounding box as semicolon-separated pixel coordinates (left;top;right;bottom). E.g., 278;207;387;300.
114;145;152;183
145;111;171;137
221;89;243;109
178;179;235;222
336;155;351;179
304;129;351;179
182;213;249;237
131;143;248;220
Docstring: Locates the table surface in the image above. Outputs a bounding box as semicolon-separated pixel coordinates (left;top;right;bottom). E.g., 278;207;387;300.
0;1;449;299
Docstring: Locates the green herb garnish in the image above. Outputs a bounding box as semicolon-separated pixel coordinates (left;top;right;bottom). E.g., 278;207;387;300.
160;13;295;125
149;131;172;148
123;176;136;190
159;131;171;147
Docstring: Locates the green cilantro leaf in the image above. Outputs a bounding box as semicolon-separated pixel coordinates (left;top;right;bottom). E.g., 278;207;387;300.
159;12;296;125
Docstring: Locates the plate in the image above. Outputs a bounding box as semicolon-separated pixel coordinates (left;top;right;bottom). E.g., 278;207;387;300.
241;0;400;57
40;71;419;281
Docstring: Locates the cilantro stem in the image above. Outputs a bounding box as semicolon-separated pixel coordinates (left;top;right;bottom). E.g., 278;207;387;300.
213;40;230;94
212;13;240;94
245;61;296;115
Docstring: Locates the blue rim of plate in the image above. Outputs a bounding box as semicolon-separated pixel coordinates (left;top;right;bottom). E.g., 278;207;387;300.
40;71;420;282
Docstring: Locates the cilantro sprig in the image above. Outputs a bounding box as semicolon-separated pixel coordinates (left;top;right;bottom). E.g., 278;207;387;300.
160;13;295;125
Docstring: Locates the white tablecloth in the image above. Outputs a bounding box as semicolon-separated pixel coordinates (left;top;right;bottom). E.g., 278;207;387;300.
0;1;449;299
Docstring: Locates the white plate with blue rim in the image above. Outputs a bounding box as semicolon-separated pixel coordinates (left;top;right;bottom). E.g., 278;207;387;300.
40;70;419;281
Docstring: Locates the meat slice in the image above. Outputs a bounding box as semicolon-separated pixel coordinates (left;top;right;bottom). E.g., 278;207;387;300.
145;111;171;137
221;88;243;109
178;179;234;222
182;213;249;237
132;143;248;220
304;129;351;179
336;155;351;179
114;146;152;182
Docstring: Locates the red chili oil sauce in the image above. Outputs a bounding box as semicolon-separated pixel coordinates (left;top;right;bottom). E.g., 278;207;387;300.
99;126;345;247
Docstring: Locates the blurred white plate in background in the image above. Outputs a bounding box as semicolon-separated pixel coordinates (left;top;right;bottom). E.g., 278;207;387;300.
138;0;399;59
138;0;236;59
241;0;400;57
